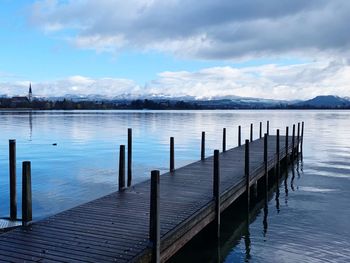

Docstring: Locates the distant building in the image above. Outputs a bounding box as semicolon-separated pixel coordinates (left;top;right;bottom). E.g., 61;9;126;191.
11;83;33;107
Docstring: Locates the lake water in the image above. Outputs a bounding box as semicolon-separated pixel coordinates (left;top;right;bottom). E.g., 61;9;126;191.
0;110;349;262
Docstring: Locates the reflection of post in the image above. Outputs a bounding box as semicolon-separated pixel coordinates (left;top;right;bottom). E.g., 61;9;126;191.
215;235;221;263
29;111;33;141
291;166;295;191
244;215;251;261
284;167;289;205
275;186;280;213
263;203;268;238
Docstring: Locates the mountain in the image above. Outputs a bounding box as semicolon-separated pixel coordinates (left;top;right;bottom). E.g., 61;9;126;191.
294;95;350;108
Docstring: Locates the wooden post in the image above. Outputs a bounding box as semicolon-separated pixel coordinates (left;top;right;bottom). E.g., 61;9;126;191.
22;161;32;225
297;122;300;156
201;131;205;160
213;149;220;238
285;127;289;164
170;137;174;172
301;121;304;154
119;145;125;191
127;128;132;187
149;170;160;263
276;129;280;176
259;122;262;139
245;140;250;211
264;134;268;195
222;128;226;152
238;126;241;147
9;139;17;220
292;124;295;158
250;124;253;142
267;121;270;135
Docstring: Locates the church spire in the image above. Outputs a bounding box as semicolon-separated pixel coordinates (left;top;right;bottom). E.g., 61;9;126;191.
28;83;32;102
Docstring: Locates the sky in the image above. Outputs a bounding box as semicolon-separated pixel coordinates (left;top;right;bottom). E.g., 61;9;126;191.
0;0;350;100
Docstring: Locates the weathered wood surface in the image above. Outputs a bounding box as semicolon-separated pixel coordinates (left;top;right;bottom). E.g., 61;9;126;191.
0;135;296;263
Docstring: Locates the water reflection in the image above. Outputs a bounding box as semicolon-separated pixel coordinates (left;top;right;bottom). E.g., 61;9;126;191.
244;217;251;262
263;203;268;238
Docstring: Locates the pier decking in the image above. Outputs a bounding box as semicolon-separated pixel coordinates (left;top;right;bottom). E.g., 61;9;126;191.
0;133;300;262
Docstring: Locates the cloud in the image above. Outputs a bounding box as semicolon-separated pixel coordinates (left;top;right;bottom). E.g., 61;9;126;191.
2;59;350;100
0;76;141;97
29;0;350;59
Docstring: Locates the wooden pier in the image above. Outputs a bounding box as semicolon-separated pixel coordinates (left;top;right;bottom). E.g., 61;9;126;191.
0;123;303;263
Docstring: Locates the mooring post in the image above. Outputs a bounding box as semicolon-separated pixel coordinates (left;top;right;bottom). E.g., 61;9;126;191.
170;137;175;172
301;121;304;154
222;128;226;152
22;161;32;225
292;124;296;158
267;121;270;135
245;140;250;211
276;129;280;177
285;127;289;164
119;145;125;191
9;139;17;220
201;131;205;160
127;128;132;187
149;170;160;263
297;122;300;156
264;134;268;196
213;149;220;238
259;122;262;139
238;125;241;147
250;124;253;142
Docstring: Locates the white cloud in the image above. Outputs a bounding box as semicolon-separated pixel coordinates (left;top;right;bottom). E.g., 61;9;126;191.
29;0;350;59
2;59;350;100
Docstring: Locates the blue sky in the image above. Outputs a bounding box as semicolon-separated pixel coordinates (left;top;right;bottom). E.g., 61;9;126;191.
0;1;349;99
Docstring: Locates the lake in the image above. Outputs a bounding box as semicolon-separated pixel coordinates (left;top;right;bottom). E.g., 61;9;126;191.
0;110;349;262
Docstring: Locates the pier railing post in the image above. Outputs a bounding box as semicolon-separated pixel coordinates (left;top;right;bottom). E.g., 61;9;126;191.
285;127;289;164
297;122;300;156
149;170;160;263
170;137;175;172
201;131;205;160
292;124;295;158
264;134;268;196
245;140;250;211
276;129;280;176
250;124;253;142
213;149;220;238
22;161;32;225
267;121;270;136
238;126;241;147
259;122;262;139
222;128;226;152
127;128;132;187
9;139;17;220
119;145;125;191
301;121;304;154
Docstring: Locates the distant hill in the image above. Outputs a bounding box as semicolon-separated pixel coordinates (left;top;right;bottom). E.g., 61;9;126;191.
294;95;350;108
3;94;350;110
